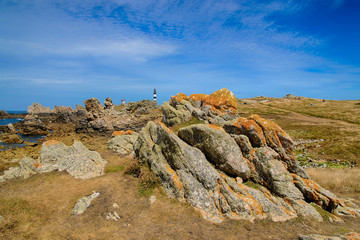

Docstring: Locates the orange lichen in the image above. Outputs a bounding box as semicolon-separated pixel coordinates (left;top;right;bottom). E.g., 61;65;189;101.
345;232;360;240
203;88;238;114
159;122;173;134
208;124;223;131
166;165;183;190
233;117;266;145
44;140;60;146
172;93;189;103
33;163;42;168
111;130;134;137
302;178;321;191
189;93;207;102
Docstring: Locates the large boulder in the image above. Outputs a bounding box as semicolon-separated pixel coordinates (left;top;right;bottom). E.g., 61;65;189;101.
164;88;239;127
108;131;139;156
178;124;250;179
27;103;53;114
162;102;191;126
224;114;309;179
0;140;107;182
38;140;107;179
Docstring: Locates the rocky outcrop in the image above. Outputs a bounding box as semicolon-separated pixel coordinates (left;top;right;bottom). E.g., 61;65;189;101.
0;110;8;117
72;192;100;215
17;114;49;135
108;131;139;156
27;103;53;114
178;124;250;179
104;97;114;110
162;102;191;126
223;114;309;179
163;88;239;127
134;116;360;223
126;100;158;114
0;140;107;182
76;98;161;134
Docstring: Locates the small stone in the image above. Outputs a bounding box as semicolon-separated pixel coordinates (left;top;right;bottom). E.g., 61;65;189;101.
72;192;100;215
113;211;120;219
112;203;119;208
149;195;156;204
236;177;243;184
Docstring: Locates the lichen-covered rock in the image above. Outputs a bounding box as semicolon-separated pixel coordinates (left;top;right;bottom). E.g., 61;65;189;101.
134;121;304;223
27;103;53;114
249;147;304;200
0;157;38;182
165;88;239;127
224;114;309;179
162;101;191;126
178;124;250;179
203;88;238;114
292;174;339;211
108;132;139;156
72;192;100;215
39;140;107;179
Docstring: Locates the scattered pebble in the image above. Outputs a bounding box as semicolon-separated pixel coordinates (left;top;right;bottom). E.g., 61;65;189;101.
149;195;156;204
112;203;119;209
106;211;121;221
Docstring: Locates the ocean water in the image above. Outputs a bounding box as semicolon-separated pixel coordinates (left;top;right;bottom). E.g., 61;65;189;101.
0;134;46;151
7;111;27;114
0;118;23;126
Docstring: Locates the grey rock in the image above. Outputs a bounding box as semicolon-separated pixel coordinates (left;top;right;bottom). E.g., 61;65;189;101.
252;147;304;200
104;97;114;110
162;102;191;126
107;133;139;156
178;124;250;179
39;140;107;179
0;157;38;182
27;102;53;114
72;191;100;215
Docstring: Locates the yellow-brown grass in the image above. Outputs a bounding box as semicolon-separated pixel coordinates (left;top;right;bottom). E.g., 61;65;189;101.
307;168;360;196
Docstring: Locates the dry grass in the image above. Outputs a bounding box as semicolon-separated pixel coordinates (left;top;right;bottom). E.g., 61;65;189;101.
237;98;360;164
263;99;360;125
307;168;360;196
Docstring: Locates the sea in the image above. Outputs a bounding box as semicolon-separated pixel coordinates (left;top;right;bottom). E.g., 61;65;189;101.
0;111;46;150
0;111;26;126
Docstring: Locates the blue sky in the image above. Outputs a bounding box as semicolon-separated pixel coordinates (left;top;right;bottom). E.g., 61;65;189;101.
0;0;359;110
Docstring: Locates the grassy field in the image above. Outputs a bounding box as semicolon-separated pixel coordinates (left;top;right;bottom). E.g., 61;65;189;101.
238;97;360;165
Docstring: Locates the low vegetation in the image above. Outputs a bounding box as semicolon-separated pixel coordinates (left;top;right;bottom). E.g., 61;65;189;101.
238;97;360;165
